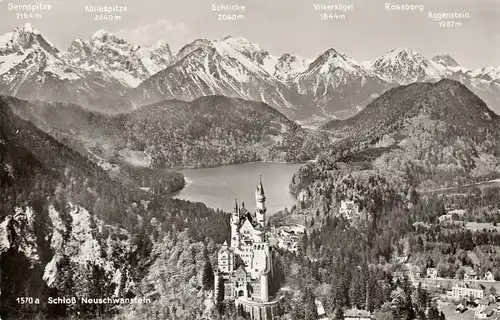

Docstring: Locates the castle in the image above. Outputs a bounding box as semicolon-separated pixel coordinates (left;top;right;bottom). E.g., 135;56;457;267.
214;178;279;320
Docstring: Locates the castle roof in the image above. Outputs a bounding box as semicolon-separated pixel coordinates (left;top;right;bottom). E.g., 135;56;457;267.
219;241;233;254
239;210;259;229
453;281;484;290
257;176;265;195
234;198;239;212
234;265;247;277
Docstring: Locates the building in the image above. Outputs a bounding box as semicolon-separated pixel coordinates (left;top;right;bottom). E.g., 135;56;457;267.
344;308;372;320
427;268;438;278
464;266;478;280
485;271;495;281
339;200;360;220
475;306;494;319
214;178;280;320
438;214;453;223
478;299;490;308
451;281;484;299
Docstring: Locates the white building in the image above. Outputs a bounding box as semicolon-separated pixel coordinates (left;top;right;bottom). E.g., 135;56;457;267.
451;281;484;299
214;178;279;319
463;266;478;280
484;271;495;281
339;200;360;220
344;308;372;320
427;268;438;278
438;214;453;223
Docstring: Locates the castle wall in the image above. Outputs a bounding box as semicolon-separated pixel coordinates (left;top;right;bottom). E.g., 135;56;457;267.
260;272;269;302
218;249;234;272
240;299;280;320
252;244;268;277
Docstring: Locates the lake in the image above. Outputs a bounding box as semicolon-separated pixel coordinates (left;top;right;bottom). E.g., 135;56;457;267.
171;162;304;214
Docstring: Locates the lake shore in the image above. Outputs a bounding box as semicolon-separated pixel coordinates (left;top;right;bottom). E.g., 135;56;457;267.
170;162;303;213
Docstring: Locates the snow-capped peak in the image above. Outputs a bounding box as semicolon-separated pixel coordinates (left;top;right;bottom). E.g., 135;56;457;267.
370;47;443;84
0;23;59;56
379;48;425;62
151;39;168;49
307;48;362;74
175;38;211;62
432;53;460;68
467;66;500;81
19;23;38;35
274;53;309;81
92;29;114;40
214;35;280;74
64;30;174;87
220;35;254;47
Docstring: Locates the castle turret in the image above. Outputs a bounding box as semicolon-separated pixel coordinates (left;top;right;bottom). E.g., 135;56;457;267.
255;177;266;227
253;225;265;243
260;269;269;302
231;198;240;248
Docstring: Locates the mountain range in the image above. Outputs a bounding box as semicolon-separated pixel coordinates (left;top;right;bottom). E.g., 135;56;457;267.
1;23;499;121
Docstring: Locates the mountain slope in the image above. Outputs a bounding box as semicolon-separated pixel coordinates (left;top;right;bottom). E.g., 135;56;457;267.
0;95;138;317
292;48;391;119
319;79;500;188
7;95;325;169
368;48;444;84
0;95;231;319
129;36;300;118
0;24;132;113
289;80;500;233
273;53;310;81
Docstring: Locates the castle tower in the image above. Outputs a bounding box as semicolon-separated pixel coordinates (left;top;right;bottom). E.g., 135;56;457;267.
260;269;269;302
255;177;266;227
231;198;240;248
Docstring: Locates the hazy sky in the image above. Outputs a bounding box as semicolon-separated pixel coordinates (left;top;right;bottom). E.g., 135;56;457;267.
1;0;499;68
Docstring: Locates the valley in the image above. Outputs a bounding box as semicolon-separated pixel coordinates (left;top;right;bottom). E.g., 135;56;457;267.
0;3;499;319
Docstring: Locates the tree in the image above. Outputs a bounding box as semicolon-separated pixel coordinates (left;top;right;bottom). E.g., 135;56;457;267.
427;303;440;320
202;259;214;291
488;285;497;296
302;286;319;320
216;278;225;304
349;268;366;309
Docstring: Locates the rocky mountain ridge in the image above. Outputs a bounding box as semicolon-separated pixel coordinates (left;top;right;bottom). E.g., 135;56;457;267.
0;24;133;114
0;24;499;120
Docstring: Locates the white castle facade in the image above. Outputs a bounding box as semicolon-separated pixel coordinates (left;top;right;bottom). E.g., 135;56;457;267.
214;178;279;320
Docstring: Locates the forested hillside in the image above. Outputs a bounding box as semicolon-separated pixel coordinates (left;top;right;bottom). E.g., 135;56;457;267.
0;99;230;319
281;79;500;319
6;95;328;170
293;79;500;204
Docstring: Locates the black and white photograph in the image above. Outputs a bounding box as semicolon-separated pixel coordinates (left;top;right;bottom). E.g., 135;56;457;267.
0;0;499;319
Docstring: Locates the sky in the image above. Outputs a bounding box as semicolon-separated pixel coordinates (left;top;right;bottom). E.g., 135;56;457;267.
0;0;499;68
